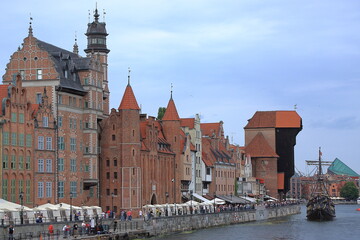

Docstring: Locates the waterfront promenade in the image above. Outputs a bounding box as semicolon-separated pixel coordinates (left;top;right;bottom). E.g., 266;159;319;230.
2;203;300;239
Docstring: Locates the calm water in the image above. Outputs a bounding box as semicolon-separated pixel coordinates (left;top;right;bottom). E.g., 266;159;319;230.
152;205;360;240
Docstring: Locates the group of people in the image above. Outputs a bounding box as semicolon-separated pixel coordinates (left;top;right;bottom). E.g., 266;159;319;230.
62;217;107;238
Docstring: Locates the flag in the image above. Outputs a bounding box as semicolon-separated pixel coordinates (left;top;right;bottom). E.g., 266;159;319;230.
319;148;322;158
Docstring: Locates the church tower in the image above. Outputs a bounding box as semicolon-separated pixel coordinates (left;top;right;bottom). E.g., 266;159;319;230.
85;7;110;114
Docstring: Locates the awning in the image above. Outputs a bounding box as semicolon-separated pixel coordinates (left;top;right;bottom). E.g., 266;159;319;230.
193;193;211;203
239;196;257;203
217;195;249;204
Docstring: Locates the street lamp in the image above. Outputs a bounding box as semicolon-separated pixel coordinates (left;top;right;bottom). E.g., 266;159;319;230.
213;192;216;213
165;192;169;216
70;192;73;222
111;192;114;218
19;191;24;224
190;190;193;214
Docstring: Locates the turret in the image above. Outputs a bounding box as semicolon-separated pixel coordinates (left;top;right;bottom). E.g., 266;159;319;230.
84;8;110;54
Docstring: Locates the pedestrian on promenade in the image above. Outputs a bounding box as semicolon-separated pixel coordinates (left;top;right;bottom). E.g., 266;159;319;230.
48;224;54;239
139;210;143;220
127;209;132;221
113;220;117;232
8;225;14;240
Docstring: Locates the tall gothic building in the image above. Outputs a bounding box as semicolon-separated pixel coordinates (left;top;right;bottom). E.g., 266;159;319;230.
0;8;110;207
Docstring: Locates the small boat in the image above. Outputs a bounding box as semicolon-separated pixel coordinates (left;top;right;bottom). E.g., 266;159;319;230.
357;197;360;205
306;148;336;221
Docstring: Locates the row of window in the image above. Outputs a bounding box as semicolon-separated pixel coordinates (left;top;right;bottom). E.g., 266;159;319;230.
3;133;32;147
216;184;234;192
11;113;25;123
37;136;53;150
2;179;31;203
58;94;103;110
19;69;42;81
2;155;31;170
216;170;235;178
2;180;85;201
83;77;102;88
57;116;94;130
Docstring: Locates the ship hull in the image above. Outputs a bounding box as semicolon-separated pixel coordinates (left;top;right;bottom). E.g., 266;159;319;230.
306;207;335;221
306;196;335;221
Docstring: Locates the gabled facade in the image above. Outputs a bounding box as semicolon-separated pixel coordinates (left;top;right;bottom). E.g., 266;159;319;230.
1;8;110;207
181;114;203;195
99;81;176;214
201;121;236;197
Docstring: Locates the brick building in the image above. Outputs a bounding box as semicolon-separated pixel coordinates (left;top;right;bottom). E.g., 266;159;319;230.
244;111;302;199
1;9;110;207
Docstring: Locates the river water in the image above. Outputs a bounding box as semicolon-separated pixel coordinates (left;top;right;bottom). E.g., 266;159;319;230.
152;205;360;240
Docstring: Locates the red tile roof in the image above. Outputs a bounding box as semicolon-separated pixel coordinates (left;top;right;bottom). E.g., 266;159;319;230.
245;111;301;129
118;85;140;110
0;85;9;115
245;132;279;158
201;123;220;137
162;98;180;121
180;118;195;129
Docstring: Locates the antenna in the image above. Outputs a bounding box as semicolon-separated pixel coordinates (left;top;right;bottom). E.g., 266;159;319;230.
103;9;106;21
294;104;297;110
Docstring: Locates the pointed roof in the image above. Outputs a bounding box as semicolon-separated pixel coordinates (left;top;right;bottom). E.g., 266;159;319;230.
118;84;140;110
245;111;301;129
162;97;180;121
328;158;360;177
245;132;279;158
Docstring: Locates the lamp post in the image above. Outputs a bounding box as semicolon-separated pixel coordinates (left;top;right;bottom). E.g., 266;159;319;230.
19;191;24;224
165;192;169;216
111;192;114;218
213;192;216;213
70;192;73;222
190;190;193;214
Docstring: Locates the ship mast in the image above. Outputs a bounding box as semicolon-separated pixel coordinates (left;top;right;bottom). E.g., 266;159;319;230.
306;147;332;196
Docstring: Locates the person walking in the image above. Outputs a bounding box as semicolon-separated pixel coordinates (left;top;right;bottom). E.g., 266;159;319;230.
127;209;132;221
48;224;54;239
8;225;14;240
139;210;143;220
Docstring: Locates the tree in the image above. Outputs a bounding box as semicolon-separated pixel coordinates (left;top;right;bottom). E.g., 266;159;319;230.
340;182;359;200
157;107;166;120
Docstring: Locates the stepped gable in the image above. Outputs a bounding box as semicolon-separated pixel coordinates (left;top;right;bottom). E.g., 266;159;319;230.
245;132;279;158
328;158;360;177
118;84;140;110
36;40;88;94
245;111;301;129
180;118;195;128
162;97;180;121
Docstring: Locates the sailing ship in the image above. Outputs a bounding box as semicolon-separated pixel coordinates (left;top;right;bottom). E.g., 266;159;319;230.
306;148;335;221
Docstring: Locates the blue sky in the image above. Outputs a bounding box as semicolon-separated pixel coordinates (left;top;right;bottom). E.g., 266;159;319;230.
0;0;359;175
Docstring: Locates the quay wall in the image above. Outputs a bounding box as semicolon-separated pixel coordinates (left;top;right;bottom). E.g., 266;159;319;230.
1;205;300;239
146;205;300;236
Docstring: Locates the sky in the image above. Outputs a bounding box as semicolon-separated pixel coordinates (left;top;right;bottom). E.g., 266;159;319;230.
0;0;359;175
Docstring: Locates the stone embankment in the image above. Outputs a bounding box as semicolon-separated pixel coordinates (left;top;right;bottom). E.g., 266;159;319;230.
1;205;300;239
